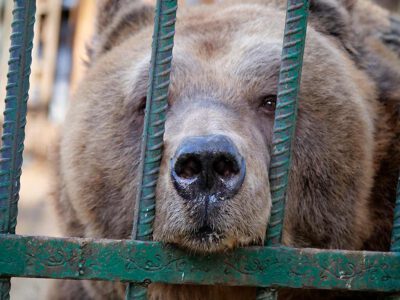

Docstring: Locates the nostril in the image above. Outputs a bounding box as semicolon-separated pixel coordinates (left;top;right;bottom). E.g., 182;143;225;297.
212;155;239;178
175;155;202;179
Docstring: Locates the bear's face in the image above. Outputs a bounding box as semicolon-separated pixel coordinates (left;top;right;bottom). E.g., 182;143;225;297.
130;5;286;252
134;4;373;252
62;1;381;253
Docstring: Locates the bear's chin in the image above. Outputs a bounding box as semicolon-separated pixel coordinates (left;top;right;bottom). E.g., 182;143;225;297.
168;232;261;254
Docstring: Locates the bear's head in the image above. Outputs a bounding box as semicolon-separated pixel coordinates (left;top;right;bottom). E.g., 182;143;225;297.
59;0;399;254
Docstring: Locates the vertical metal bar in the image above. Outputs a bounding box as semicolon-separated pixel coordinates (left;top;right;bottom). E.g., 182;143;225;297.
0;0;36;299
125;0;177;299
391;173;400;252
266;0;309;246
257;0;309;299
386;174;400;300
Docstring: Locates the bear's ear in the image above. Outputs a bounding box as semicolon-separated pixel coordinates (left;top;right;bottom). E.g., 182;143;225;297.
381;15;400;58
308;0;400;58
308;0;357;55
90;0;154;61
96;0;129;33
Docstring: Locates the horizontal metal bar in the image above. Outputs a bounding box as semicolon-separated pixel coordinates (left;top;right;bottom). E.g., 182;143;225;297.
0;234;398;292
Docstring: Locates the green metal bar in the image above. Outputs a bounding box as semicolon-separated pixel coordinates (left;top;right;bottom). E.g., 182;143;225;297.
258;0;309;298
386;173;400;300
1;235;400;292
0;0;36;299
127;0;177;298
266;0;309;248
391;173;400;252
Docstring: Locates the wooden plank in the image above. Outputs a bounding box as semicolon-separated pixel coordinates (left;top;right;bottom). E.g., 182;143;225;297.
69;0;95;93
38;0;62;107
0;234;399;292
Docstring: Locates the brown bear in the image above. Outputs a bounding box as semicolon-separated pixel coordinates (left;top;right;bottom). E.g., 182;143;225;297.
50;0;400;299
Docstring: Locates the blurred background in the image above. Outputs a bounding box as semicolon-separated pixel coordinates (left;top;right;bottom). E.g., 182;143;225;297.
0;0;398;298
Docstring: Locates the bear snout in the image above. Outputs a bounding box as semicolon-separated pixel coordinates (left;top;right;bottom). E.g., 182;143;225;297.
170;134;246;204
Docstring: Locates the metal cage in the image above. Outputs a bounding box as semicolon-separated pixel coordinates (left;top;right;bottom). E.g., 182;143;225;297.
0;0;399;300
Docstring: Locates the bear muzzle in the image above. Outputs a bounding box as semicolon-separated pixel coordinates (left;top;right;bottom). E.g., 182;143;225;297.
170;134;246;204
169;134;247;249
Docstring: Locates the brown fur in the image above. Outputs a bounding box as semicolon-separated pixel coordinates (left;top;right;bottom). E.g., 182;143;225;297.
51;0;400;299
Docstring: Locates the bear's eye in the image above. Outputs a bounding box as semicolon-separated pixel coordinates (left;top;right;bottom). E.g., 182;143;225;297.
138;96;147;115
260;95;277;113
137;96;172;116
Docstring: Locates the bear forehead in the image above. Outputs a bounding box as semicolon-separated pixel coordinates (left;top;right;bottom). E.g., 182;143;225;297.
92;2;358;108
125;43;282;104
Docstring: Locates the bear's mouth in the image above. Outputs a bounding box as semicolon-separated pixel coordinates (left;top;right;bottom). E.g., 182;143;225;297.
192;225;223;243
164;222;262;253
166;225;231;253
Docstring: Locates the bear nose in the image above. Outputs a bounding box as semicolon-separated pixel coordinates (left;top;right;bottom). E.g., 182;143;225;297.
171;134;246;202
